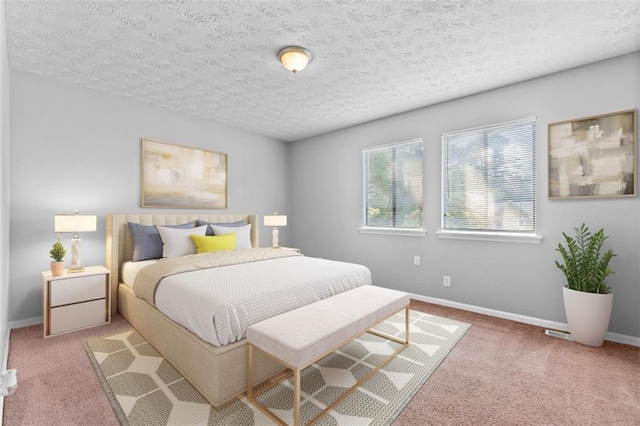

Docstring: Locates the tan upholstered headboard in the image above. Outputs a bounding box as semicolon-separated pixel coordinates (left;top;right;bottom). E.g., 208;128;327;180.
106;214;259;315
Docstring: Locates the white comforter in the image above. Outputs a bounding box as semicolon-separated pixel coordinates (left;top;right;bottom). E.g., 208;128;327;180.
153;255;371;346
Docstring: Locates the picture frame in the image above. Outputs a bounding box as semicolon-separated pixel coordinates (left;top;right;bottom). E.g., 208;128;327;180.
141;138;227;209
548;109;636;199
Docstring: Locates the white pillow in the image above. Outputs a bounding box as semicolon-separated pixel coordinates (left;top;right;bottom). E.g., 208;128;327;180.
210;223;252;249
156;225;208;258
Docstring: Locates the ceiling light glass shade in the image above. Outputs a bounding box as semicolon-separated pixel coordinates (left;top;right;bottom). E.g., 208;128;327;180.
278;47;311;73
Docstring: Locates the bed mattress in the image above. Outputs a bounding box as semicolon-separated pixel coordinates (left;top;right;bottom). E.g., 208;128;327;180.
143;254;371;346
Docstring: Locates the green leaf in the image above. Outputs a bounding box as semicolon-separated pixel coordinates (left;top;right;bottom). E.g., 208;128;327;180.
555;223;615;294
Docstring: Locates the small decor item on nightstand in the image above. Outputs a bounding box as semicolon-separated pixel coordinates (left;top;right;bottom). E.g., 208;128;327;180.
54;210;97;272
49;238;66;276
264;213;287;248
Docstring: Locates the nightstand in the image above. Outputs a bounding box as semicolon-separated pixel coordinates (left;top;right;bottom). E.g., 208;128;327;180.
42;265;111;337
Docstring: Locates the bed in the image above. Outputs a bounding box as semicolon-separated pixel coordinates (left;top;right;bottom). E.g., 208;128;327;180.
105;214;371;408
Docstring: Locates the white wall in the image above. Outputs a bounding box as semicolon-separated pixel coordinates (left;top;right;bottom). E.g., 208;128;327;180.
290;52;640;339
1;0;11;416
9;71;290;323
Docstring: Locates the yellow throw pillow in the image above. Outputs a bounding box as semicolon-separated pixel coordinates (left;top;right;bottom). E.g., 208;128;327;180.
190;233;236;253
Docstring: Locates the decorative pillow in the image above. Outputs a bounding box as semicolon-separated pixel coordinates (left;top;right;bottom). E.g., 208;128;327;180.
128;222;194;261
156;225;208;258
209;223;252;249
190;233;237;253
195;219;246;236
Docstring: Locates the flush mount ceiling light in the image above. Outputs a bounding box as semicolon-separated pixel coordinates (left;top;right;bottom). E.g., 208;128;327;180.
278;46;311;74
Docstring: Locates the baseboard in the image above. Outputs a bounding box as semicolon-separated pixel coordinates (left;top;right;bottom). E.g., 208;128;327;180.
1;315;43;425
410;293;640;348
8;315;42;330
6;301;640;347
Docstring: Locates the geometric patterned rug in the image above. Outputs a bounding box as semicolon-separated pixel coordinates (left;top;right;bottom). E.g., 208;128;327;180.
83;310;470;425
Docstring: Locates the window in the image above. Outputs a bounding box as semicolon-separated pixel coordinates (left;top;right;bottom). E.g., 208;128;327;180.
442;117;536;234
362;138;423;232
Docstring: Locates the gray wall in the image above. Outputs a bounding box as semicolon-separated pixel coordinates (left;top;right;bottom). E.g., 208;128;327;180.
6;52;640;340
9;71;290;322
289;52;640;339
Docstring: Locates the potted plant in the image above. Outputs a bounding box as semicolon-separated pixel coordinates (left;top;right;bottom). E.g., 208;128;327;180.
49;238;66;276
555;223;616;346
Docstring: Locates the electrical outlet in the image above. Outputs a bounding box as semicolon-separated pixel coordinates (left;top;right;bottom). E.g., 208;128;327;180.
443;275;451;287
413;255;420;266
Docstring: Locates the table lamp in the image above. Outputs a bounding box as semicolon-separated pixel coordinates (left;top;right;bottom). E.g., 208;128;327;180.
264;213;287;248
54;210;97;272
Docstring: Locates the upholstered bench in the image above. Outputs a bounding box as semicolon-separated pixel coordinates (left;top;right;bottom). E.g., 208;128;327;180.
246;285;410;426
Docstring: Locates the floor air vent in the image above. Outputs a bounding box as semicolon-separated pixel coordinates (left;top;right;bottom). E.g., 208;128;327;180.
545;329;573;341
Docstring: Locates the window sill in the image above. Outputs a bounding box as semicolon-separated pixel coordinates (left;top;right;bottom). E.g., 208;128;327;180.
359;227;427;237
436;230;543;244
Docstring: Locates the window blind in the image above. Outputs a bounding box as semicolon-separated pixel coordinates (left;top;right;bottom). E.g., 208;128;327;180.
364;138;423;229
442;117;536;232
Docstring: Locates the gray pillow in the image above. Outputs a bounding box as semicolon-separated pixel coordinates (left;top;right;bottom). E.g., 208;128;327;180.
209;223;252;249
195;219;246;236
128;222;194;261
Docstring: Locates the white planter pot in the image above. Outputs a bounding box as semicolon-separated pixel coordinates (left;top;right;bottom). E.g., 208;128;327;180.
562;286;613;347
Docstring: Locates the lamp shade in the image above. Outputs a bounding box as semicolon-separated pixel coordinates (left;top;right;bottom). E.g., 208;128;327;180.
54;214;97;233
264;215;287;227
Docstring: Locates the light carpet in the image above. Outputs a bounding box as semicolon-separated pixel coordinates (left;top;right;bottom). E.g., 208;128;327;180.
84;310;470;425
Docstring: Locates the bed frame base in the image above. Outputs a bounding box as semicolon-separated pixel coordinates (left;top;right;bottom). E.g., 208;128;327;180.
106;213;282;409
118;284;285;408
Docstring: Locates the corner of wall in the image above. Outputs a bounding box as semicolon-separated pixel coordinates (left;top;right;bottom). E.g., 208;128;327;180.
1;0;11;422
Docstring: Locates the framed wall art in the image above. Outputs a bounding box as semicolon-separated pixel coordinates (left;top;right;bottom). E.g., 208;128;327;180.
548;109;636;199
141;138;227;209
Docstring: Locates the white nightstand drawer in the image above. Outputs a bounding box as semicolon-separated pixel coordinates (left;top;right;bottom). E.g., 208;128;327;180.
50;274;106;307
42;265;111;337
50;299;106;335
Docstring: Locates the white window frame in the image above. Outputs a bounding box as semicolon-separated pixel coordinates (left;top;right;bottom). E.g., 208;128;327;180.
438;117;542;244
360;138;426;237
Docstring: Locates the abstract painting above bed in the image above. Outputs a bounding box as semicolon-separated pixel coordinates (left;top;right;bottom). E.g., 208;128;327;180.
141;138;228;209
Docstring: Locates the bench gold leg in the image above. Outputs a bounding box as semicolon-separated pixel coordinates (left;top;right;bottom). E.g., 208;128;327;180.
293;368;301;426
247;343;253;398
405;306;410;344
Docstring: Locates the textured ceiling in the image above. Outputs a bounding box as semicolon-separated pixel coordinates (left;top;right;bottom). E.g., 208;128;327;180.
5;1;640;142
